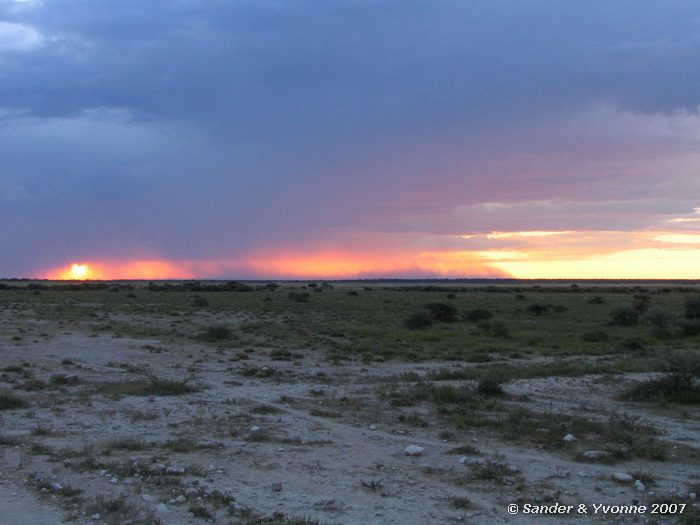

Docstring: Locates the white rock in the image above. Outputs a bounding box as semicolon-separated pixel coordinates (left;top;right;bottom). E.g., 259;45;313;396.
582;450;610;460
173;495;187;504
149;463;166;473
166;465;186;475
249;425;262;433
634;480;646;491
141;494;154;502
50;482;63;492
404;445;425;456
109;477;119;484
368;424;377;431
459;457;467;464
90;514;101;520
98;469;108;477
562;434;577;442
612;472;634;482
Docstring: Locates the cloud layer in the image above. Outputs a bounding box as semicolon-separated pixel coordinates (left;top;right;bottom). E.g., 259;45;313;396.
2;1;700;278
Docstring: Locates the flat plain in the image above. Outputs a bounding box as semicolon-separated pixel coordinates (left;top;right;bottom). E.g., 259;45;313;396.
0;280;699;524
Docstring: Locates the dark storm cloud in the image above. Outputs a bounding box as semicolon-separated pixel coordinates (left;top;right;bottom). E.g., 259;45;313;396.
1;0;699;276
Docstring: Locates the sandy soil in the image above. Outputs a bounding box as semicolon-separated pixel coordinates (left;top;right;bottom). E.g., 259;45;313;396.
1;308;699;525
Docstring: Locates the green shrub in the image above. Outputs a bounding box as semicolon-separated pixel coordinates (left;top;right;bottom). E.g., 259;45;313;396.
633;294;651;313
191;297;209;307
622;350;700;404
645;309;676;339
684;295;700;321
527;303;551;316
0;390;27;410
679;319;700;336
619;337;647;351
405;312;433;329
609;306;638;326
476;375;505;396
198;325;233;342
464;308;492;321
425;302;459;322
288;292;310;303
581;329;609;342
477;320;510;338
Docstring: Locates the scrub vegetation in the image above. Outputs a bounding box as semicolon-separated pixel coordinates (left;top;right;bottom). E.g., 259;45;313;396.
0;280;699;524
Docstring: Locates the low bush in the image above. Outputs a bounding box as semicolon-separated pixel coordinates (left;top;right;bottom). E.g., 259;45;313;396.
288;292;310;303
622;350;700;404
464;308;493;322
405;312;433;329
425;302;459;323
477;320;510;338
476;375;505;396
0;390;27;410
645;309;676;339
197;325;233;342
684;295;700;321
609;306;638;326
581;329;609;342
527;303;551;316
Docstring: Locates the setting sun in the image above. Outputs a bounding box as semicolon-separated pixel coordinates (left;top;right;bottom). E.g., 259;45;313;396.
70;264;88;279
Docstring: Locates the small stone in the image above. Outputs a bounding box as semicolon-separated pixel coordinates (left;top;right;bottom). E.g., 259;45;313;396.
185;487;198;497
109;477;119;484
634;480;646;491
562;434;577;442
368;424;377;431
166;465;186;475
612;472;634;483
249;425;262;433
50;482;63;492
155;503;169;514
582;450;610;460
172;495;186;504
98;469;108;477
459;457;467;464
141;494;154;502
90;514;101;520
271;482;283;492
149;463;166;474
404;445;425;456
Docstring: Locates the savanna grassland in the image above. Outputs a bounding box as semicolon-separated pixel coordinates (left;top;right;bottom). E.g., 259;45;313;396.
0;280;699;525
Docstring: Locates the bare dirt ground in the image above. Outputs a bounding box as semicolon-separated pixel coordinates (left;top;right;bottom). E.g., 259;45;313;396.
1;303;699;525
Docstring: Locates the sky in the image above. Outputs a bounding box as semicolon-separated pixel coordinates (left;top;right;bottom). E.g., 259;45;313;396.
2;0;700;280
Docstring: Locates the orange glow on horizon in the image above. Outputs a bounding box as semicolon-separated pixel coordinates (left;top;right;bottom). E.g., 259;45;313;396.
39;228;700;281
44;260;195;280
41;251;508;280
